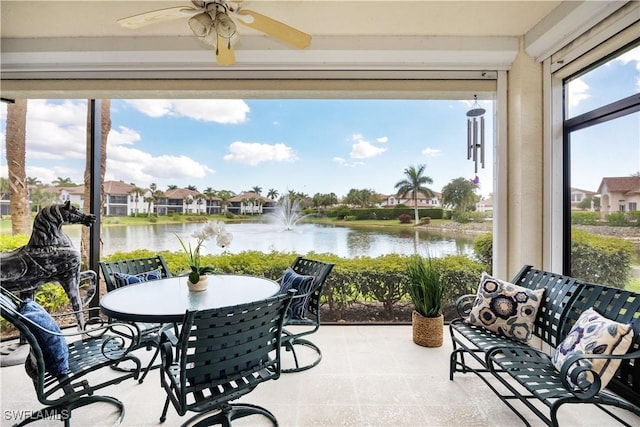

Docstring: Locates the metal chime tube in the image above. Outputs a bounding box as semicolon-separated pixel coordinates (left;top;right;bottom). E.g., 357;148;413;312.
480;116;485;169
467;119;472;160
473;118;478;162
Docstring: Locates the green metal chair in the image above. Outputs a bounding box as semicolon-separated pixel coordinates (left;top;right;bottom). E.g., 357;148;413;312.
99;255;172;383
0;288;141;427
158;291;294;426
279;256;335;373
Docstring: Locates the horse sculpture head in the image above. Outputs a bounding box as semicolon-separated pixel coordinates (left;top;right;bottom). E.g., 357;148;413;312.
55;200;96;227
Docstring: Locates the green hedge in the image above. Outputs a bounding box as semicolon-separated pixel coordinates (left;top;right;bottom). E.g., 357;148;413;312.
326;207;444;221
571;211;599;225
472;230;634;289
102;250;483;321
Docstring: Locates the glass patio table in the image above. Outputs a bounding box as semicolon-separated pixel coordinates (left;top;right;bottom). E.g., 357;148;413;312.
100;274;281;323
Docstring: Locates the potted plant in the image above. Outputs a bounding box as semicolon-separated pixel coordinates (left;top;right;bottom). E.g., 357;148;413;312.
406;255;445;347
176;221;232;292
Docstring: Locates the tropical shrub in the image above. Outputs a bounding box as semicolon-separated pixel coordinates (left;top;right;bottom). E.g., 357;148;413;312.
398;214;411;224
571;211;599;225
407;255;443;317
419;216;431;225
607;212;628;226
627;211;640;226
472;232;493;270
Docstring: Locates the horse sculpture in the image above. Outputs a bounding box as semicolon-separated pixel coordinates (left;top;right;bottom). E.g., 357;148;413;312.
0;201;96;328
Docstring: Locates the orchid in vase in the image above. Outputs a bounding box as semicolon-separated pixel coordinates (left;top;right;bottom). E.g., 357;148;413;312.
176;221;233;285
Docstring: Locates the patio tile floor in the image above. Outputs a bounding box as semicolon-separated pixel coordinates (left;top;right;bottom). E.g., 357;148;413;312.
1;325;638;427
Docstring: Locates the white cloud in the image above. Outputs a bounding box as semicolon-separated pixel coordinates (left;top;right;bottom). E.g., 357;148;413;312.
223;141;298;165
108;126;142;146
27;165;82;186
567;77;590;108
106;143;214;184
615;46;640;90
422;147;442;157
349;134;387;159
376;136;389;143
125;99;250;124
25;100;88;161
333;157;364;167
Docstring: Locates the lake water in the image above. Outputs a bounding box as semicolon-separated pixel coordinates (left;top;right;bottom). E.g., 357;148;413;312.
66;222;477;259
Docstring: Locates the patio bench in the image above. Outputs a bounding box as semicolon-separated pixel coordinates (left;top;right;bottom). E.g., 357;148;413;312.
449;265;640;426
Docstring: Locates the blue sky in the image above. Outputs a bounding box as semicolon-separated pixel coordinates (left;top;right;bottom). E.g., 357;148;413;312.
0;45;638;200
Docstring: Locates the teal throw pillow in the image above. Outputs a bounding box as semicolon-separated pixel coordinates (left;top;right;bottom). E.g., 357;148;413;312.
113;268;162;288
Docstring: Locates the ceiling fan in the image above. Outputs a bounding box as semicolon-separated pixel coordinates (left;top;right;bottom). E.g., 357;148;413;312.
117;1;312;66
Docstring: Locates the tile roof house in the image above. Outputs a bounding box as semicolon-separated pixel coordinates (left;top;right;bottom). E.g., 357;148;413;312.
476;196;494;213
51;186;84;207
571;187;598;211
597;177;640;218
227;192;274;215
379;191;441;208
103;180;155;216
159;188;204;215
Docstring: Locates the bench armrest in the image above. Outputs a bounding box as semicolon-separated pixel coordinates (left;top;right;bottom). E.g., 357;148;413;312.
453;293;476;319
559;348;640;400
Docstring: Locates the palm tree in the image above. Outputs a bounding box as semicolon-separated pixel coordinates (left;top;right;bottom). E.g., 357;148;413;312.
52;177;75;187
82;99;110;269
26;176;42;186
394;164;434;225
184;195;194;214
129;186;144;214
195;194;206;214
267;188;279;200
203;187;216;214
5;99;30;235
167;184;178;190
252;186;262;195
147;182;158;216
216;190;235;213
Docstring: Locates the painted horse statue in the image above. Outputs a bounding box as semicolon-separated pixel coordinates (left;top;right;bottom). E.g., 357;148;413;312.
0;201;96;328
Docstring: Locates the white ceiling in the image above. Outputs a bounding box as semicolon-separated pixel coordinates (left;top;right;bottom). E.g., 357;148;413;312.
2;1;561;38
0;1;631;98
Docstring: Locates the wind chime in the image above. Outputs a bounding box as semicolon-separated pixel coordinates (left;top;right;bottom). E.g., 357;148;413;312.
466;95;486;174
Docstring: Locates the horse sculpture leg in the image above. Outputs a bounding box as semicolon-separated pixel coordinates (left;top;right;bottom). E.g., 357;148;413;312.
62;270;86;330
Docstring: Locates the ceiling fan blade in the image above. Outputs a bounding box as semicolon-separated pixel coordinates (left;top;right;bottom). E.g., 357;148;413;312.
216;35;236;66
118;6;198;29
236;9;311;49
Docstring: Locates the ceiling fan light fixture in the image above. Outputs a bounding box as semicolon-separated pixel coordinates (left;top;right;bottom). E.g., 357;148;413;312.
188;12;214;37
214;11;237;40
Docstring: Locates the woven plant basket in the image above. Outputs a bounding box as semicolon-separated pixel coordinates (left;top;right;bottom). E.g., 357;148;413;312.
412;310;444;347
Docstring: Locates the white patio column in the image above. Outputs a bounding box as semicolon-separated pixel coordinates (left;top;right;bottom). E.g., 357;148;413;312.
506;37;544;277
